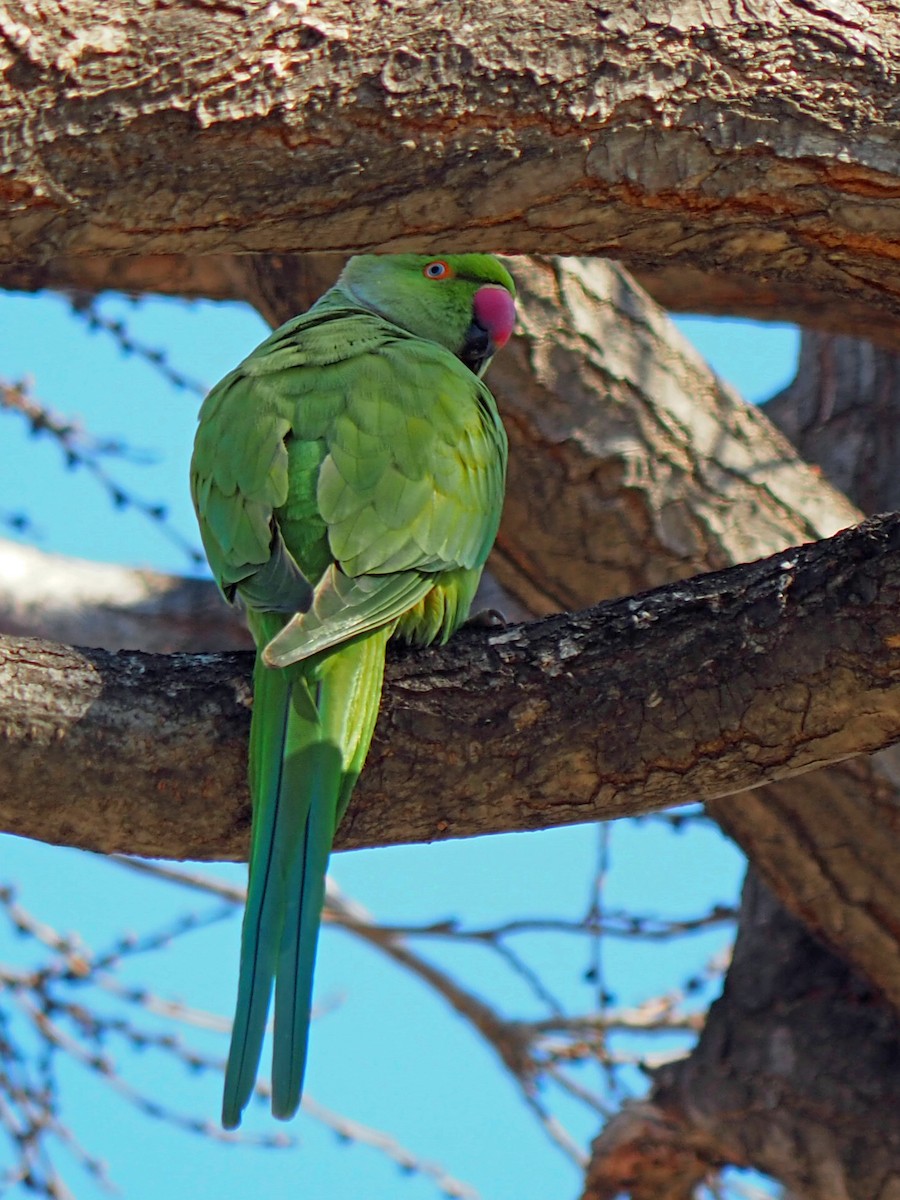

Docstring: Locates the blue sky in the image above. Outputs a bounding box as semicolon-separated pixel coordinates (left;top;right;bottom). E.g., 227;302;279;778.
0;286;798;1200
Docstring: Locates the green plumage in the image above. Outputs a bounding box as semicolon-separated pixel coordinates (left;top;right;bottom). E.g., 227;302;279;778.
190;254;514;1128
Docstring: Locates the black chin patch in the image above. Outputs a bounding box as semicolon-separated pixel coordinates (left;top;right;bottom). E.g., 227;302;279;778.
460;319;495;376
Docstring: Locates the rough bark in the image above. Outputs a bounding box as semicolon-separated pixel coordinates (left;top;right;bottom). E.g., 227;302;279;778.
705;332;900;1024
0;255;241;306
584;873;900;1200
767;331;900;517
9;251;897;1012
633;264;900;353
586;331;900;1200
245;255;900;1025
3;5;900;1194
3;514;900;865
8;244;900;1029
3;1;900;343
482;257;856;612
670;874;900;1200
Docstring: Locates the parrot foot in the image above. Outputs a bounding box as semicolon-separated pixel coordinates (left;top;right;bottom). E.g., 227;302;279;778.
465;607;508;629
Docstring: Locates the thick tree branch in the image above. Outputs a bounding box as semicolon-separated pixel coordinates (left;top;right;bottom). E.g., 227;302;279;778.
4;5;900;1191
647;875;900;1200
8;252;893;1011
3;2;900;341
2;515;900;865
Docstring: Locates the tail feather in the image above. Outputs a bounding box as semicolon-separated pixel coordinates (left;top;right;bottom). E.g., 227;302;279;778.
223;628;390;1128
270;628;390;1120
271;734;340;1117
222;657;295;1129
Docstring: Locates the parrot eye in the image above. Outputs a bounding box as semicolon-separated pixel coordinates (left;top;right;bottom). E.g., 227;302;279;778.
423;260;452;279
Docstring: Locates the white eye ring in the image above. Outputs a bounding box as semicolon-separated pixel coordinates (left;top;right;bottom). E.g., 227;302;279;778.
424;261;450;279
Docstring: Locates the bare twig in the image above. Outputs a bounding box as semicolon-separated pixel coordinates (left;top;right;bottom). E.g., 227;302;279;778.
68;296;208;397
0;378;203;565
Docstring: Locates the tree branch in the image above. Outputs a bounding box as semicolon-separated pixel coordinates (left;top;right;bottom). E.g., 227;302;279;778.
3;2;900;340
583;331;900;1199
2;514;899;863
643;874;900;1200
0;538;250;652
704;329;900;1008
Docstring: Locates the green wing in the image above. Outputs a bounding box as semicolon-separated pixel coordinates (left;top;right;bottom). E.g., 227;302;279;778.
191;292;507;659
191;281;510;1129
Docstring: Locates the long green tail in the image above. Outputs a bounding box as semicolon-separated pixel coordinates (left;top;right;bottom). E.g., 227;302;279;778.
222;626;390;1129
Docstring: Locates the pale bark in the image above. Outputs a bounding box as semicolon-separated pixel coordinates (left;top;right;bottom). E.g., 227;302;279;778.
0;538;250;652
2;514;899;866
3;1;900;343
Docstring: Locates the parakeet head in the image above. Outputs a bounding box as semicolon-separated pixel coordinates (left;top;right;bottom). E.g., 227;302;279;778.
339;254;517;376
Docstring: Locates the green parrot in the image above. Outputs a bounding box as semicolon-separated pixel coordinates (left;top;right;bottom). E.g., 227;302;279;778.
190;254;516;1129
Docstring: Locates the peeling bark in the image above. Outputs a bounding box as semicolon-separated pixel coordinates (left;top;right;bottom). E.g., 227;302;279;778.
3;2;900;340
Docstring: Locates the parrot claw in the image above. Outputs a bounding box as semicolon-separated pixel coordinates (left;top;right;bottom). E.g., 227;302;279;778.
465;606;508;629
